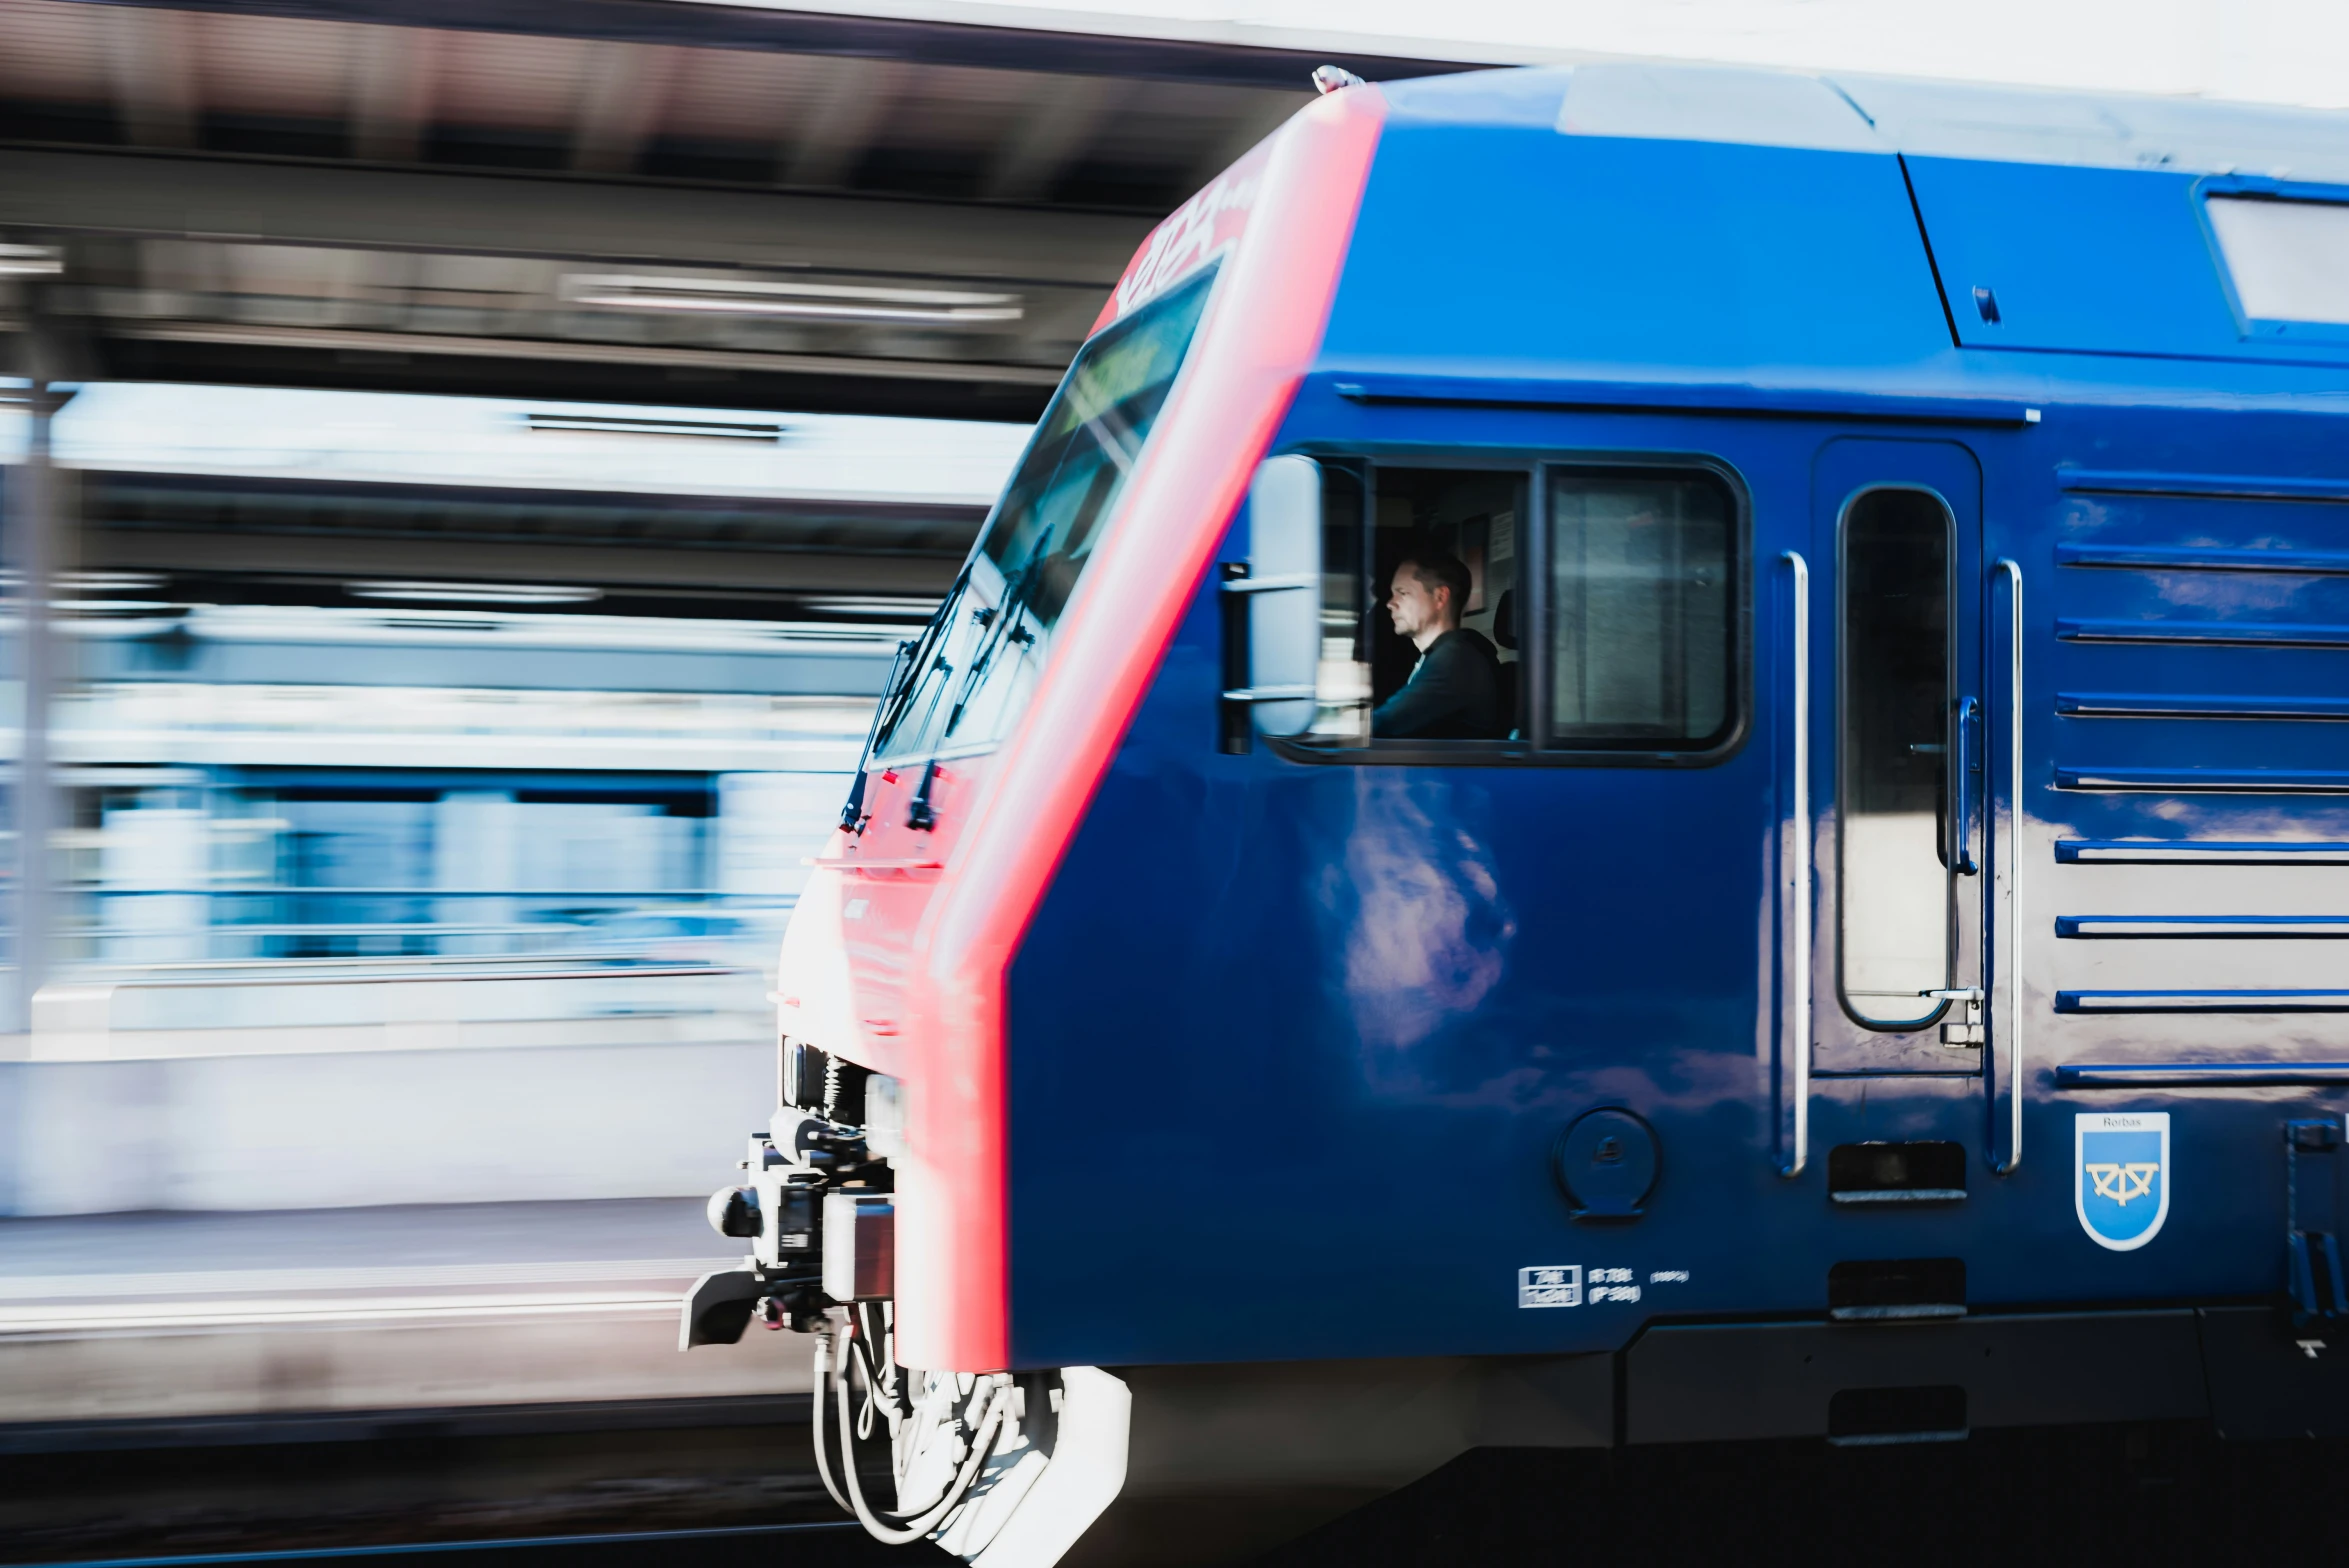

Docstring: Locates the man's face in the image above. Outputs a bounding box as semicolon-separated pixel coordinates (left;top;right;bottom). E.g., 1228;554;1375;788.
1386;563;1447;640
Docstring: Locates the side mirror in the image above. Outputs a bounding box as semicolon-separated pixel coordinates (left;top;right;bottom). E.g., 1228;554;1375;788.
1237;454;1322;737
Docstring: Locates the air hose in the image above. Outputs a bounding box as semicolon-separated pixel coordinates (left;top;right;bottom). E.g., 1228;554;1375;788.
817;1318;1010;1547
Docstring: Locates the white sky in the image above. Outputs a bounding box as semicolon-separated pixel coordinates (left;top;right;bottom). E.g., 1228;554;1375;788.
719;0;2349;107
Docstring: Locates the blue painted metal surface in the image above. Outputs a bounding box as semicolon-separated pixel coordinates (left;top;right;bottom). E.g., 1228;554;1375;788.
995;65;2349;1370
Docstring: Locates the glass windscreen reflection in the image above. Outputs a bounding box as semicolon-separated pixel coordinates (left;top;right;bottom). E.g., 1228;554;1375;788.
874;268;1216;763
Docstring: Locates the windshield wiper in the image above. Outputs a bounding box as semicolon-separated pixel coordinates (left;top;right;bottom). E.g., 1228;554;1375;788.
941;549;1048;741
839;565;970;830
838;635;918;832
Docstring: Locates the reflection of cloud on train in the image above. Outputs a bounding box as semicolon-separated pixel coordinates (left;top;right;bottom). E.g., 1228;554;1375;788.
1320;772;1514;1063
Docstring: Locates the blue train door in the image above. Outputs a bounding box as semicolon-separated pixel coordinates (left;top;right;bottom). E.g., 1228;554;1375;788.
1806;438;1993;1129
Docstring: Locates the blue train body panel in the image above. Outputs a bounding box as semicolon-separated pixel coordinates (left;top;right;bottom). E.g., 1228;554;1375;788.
1005;65;2349;1370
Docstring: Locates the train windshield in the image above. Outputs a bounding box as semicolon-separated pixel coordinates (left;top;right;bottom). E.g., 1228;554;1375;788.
874;266;1218;763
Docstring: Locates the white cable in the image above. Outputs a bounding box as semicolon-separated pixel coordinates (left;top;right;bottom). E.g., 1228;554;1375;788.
808;1325;854;1514
838;1354;1008;1546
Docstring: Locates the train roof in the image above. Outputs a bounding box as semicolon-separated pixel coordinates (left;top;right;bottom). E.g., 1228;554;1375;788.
1317;64;2349;403
1384;62;2349;182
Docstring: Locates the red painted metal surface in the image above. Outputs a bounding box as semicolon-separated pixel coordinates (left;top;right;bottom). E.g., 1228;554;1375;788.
1089;135;1275;334
777;84;1388;1371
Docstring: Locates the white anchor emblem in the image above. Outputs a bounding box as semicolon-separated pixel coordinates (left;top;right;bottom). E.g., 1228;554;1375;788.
2076;1112;2171;1252
2083;1162;2159;1204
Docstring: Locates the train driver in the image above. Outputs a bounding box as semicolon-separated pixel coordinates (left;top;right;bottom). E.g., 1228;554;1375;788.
1371;548;1507;739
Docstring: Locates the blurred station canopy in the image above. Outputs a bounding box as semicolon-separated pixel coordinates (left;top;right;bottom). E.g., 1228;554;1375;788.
0;0;1482;420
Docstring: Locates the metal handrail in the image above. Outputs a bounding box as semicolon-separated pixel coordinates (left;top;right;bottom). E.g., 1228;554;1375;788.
1782;549;1812;1179
1995;556;2025;1174
1951;694;1981;876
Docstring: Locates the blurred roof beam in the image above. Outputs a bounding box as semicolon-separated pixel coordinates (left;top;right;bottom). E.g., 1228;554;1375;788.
42;0;1479;88
570;41;682;175
75;474;979;600
0;145;1133;416
104;321;1060;386
981;75;1108;203
7;0;1442;417
1183;91;1301;191
100;3;201;148
349;24;436;164
781;56;905;189
0;147;1141;284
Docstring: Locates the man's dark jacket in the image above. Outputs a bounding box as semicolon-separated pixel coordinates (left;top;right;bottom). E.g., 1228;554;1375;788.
1370;628;1506;739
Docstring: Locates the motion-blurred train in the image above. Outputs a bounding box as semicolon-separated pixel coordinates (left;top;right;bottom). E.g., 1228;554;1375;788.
683;60;2349;1565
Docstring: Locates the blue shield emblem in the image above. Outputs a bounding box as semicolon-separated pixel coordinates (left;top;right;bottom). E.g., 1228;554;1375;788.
2075;1111;2170;1251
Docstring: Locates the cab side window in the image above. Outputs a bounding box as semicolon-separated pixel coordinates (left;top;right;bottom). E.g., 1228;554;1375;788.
1295;460;1741;763
1547;470;1735;751
1310;466;1526;744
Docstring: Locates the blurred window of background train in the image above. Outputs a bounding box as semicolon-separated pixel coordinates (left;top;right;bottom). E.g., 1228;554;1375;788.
0;382;1026;1049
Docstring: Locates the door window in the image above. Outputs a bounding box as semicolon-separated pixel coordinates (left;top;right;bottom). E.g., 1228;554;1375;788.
1839;487;1954;1027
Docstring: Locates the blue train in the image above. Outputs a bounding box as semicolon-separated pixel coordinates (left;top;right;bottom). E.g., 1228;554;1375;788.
682;60;2349;1565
